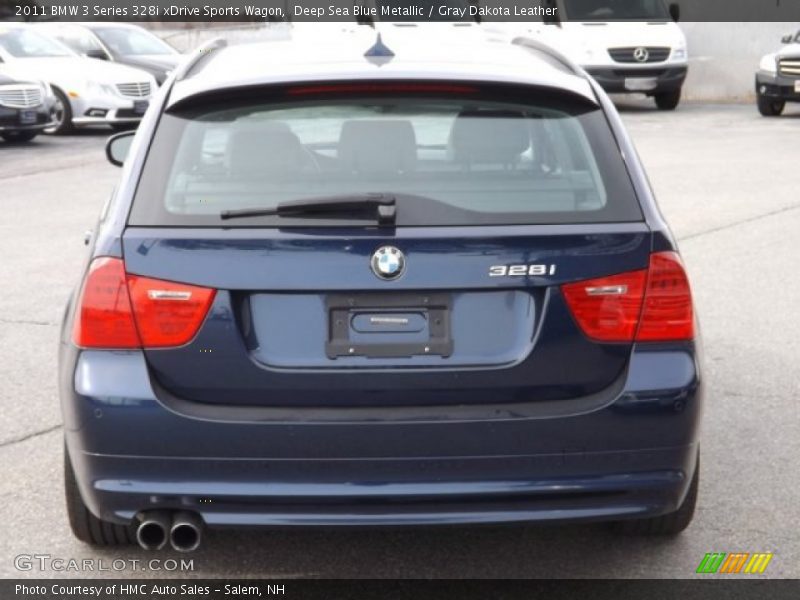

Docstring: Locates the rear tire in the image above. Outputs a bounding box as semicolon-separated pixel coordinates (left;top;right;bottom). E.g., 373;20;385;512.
757;95;785;116
1;130;39;143
654;89;682;111
610;453;699;535
64;444;135;546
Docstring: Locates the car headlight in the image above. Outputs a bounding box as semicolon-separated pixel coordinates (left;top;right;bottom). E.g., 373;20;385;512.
759;54;777;73
672;47;687;61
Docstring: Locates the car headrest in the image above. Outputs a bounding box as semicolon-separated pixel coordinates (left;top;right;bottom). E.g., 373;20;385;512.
449;110;529;165
227;125;306;178
338;120;417;175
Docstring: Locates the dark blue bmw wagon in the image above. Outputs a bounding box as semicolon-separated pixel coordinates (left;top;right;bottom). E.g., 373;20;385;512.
59;33;702;551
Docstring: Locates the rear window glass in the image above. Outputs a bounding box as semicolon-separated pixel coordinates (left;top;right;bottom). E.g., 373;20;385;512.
129;86;642;227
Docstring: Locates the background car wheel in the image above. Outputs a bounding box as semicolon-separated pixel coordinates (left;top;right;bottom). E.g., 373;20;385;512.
0;130;38;143
64;445;134;546
45;88;74;135
654;89;682;111
757;96;785;116
610;452;699;535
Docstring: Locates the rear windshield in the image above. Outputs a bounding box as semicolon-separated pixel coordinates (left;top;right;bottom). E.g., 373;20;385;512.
129;85;642;227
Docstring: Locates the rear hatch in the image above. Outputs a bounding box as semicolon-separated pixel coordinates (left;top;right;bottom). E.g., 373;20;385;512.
121;81;649;408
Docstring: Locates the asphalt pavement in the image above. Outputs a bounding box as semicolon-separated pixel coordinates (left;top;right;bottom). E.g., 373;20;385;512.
0;101;798;579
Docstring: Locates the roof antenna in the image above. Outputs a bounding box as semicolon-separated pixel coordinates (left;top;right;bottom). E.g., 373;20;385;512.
364;33;395;67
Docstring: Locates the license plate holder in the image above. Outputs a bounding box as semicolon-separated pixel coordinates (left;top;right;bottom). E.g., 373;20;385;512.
326;293;453;359
133;100;149;115
19;110;37;125
624;77;658;91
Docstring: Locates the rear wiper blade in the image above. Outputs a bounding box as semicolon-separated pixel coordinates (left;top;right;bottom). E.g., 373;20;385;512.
220;193;396;225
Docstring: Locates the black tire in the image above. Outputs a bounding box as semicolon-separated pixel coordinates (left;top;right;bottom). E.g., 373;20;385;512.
611;453;699;535
654;89;682;111
64;445;135;546
757;95;785;117
45;87;74;135
111;123;137;133
1;130;39;143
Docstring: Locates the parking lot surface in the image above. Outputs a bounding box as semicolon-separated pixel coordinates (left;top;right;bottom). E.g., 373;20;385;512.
1;102;798;578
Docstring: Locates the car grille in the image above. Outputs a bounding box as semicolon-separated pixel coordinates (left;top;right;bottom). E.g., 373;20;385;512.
608;47;671;64
778;57;800;76
0;85;43;109
116;82;152;98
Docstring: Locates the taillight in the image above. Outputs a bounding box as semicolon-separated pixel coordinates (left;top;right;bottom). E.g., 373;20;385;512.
73;257;140;349
636;252;694;342
561;269;647;342
127;274;215;348
73;257;215;349
562;252;694;343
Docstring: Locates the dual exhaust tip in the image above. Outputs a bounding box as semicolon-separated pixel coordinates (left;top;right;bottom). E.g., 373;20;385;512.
136;511;203;553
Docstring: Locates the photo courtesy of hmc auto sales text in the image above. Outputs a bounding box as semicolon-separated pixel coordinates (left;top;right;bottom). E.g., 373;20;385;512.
13;582;275;597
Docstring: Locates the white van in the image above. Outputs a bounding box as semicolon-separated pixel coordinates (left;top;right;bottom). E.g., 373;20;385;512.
496;0;688;110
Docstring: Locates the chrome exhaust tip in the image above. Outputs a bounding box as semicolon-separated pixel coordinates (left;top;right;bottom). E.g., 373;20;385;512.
169;511;203;553
135;511;171;551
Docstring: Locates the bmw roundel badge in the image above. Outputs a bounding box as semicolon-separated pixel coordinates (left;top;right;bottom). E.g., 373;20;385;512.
371;246;405;280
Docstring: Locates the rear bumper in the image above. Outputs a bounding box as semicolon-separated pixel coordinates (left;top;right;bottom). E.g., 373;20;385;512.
756;71;800;102
76;449;697;527
61;344;703;527
585;66;688;94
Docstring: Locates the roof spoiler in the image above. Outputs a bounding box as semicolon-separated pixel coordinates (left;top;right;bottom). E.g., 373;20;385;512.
174;38;228;82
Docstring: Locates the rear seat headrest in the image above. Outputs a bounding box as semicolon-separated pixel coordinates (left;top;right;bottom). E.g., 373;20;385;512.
449;110;529;165
338;120;417;175
227;124;307;177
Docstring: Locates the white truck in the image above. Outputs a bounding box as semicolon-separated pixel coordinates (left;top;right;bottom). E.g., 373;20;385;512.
495;0;688;110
